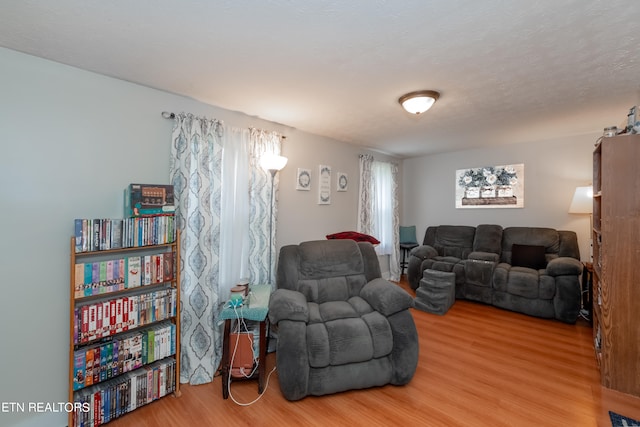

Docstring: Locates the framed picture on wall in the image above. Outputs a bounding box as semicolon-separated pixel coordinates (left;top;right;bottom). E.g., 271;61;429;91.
318;165;331;204
336;172;348;192
296;168;311;191
455;163;524;209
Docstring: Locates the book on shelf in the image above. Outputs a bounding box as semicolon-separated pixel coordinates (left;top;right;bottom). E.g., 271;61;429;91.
73;322;176;392
74;289;177;346
126;256;141;289
74;216;176;253
72;358;176;427
73;351;86;391
75;253;175;298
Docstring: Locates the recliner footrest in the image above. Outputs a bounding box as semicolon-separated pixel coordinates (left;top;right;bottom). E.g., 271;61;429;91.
414;269;455;315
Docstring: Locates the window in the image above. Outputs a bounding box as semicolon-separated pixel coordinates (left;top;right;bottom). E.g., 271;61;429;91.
371;160;395;255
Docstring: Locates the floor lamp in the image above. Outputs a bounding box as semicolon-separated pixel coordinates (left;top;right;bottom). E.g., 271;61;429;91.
260;154;288;284
569;185;593;321
568;185;593;261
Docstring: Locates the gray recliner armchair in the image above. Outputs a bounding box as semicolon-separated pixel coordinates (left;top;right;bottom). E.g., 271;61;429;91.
268;239;419;401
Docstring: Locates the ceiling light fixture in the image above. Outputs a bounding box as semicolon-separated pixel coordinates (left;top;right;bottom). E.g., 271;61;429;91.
398;90;440;115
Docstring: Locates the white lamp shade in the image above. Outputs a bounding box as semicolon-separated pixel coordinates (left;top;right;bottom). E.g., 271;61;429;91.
260;154;288;172
568;186;593;214
399;90;440;115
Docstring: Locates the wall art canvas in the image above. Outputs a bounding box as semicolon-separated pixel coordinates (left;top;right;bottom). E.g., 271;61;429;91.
455;163;524;209
336;172;348;192
296;168;311;191
318;165;331;204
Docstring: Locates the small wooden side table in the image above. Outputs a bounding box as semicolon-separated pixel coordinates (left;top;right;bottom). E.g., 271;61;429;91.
219;285;271;399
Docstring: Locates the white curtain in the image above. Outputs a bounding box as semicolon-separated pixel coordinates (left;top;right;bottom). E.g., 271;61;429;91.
358;154;401;282
169;114;282;385
219;127;251;297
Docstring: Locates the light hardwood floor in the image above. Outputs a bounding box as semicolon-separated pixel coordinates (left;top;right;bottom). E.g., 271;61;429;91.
108;279;640;427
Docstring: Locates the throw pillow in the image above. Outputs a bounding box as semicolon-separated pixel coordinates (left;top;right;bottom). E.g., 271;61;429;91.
511;244;547;270
326;231;380;245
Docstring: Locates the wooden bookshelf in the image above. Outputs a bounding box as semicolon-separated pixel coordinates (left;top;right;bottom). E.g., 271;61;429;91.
68;229;181;426
592;134;640;397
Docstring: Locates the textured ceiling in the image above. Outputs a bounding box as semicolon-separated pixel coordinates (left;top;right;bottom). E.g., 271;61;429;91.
1;0;639;158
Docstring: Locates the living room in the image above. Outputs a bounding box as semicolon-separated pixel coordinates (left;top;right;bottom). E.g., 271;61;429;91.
2;2;640;427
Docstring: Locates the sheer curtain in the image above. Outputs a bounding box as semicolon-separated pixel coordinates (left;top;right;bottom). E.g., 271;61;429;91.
169;114;282;385
219;127;250;297
358;154;400;282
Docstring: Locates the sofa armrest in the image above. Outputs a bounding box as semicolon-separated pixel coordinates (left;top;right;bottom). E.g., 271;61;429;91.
545;257;583;277
268;288;309;324
410;244;438;260
468;251;500;263
360;278;414;316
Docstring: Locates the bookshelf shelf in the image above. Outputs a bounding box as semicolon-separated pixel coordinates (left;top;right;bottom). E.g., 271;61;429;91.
591;134;640;397
74;241;175;257
68;227;181;427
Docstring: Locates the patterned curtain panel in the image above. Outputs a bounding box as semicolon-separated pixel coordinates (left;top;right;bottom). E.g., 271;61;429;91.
247;128;282;288
357;154;374;236
389;162;400;281
169;113;224;385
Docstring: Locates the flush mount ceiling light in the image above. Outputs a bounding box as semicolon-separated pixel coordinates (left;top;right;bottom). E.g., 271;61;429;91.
398;90;440;115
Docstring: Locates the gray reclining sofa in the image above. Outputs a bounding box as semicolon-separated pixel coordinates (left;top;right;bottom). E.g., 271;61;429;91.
407;224;583;323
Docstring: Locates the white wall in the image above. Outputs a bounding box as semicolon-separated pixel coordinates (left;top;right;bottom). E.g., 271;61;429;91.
402;134;597;261
0;47;387;427
277;134;399;279
278;133;398;244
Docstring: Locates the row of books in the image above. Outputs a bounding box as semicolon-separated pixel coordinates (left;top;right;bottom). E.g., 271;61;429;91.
74;216;176;253
74;289;177;345
73;322;176;391
72;358;177;427
74;252;175;299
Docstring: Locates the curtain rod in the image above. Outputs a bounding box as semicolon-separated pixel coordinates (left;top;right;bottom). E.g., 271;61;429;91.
161;111;286;139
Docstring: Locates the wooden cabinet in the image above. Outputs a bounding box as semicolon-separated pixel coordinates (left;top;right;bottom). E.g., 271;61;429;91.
68;228;181;426
592;134;640;396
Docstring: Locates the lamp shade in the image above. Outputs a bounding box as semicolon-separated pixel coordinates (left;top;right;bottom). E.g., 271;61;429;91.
568;186;593;214
399;90;440;115
260;154;288;173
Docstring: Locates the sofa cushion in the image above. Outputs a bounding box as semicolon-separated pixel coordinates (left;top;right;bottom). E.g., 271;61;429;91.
306;315;393;368
318;301;361;322
473;224;503;254
507;268;541;298
299;239;365;279
511;244;547;270
432;225;475;259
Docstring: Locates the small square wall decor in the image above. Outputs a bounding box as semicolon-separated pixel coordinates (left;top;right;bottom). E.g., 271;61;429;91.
296;168;311;191
336;172;348;192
